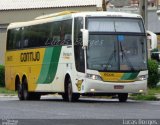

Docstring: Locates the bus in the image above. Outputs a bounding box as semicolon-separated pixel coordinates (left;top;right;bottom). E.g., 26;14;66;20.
5;11;148;102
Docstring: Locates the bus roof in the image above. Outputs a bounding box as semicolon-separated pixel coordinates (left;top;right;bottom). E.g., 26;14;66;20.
8;11;142;29
73;11;142;18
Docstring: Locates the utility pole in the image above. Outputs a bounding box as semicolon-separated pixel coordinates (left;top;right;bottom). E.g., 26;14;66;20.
139;0;148;30
157;0;159;10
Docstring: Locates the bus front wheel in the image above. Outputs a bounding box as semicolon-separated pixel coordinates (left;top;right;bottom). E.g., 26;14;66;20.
62;77;80;102
118;93;128;102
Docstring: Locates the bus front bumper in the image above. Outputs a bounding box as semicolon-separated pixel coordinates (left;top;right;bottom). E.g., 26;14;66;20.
82;79;147;94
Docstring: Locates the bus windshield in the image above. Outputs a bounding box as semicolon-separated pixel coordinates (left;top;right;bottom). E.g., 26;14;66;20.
87;17;144;33
87;18;147;71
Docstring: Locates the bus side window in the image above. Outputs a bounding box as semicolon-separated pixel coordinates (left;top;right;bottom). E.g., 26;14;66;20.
62;19;72;45
64;34;71;45
52;21;61;46
7;30;13;50
74;17;85;73
14;28;21;49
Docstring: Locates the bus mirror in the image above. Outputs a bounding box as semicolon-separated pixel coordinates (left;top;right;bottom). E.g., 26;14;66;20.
81;29;89;47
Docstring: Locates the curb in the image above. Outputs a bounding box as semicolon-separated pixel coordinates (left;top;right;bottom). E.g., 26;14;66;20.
0;94;17;98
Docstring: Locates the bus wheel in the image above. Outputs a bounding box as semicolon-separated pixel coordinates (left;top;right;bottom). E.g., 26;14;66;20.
118;93;128;102
22;78;30;100
18;84;24;100
63;77;80;102
68;79;73;102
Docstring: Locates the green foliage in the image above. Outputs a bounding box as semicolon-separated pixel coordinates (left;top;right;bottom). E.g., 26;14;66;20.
148;86;160;95
131;94;157;101
148;59;159;88
151;48;159;53
0;87;16;94
0;65;5;87
130;87;160;101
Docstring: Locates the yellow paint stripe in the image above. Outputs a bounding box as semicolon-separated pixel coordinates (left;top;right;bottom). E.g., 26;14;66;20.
99;72;135;82
100;72;124;82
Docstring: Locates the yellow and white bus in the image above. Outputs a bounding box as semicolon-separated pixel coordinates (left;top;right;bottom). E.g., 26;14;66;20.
5;11;148;102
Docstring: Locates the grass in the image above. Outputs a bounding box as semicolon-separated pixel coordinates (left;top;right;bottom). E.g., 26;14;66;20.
130;87;160;101
147;86;160;95
0;87;17;95
130;94;157;101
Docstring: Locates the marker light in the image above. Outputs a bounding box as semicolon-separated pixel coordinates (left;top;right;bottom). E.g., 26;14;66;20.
90;89;95;92
139;90;144;93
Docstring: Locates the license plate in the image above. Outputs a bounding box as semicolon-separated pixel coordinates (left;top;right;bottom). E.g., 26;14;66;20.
114;85;124;89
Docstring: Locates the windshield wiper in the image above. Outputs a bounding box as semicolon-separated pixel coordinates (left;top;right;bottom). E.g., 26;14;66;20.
119;42;135;70
106;42;117;69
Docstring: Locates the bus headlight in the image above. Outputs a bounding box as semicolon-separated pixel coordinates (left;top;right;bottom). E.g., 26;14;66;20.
137;75;148;81
87;74;102;81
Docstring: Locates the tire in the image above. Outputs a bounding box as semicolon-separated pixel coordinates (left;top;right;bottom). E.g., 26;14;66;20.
67;80;73;102
22;78;30;100
62;77;80;102
18;83;24;100
22;78;41;100
118;93;128;102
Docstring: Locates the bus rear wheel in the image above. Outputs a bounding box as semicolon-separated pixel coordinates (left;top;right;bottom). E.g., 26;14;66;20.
22;78;41;100
62;77;80;102
18;83;24;100
22;78;30;100
118;93;128;102
17;80;31;101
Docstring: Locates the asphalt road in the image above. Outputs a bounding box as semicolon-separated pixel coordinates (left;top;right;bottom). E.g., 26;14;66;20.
0;96;160;125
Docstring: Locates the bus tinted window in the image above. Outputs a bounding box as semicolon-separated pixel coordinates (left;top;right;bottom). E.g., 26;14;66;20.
74;17;85;73
115;18;143;32
49;21;61;46
88;18;115;32
88;18;144;33
62;20;72;45
7;30;13;50
7;19;72;50
7;28;21;50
